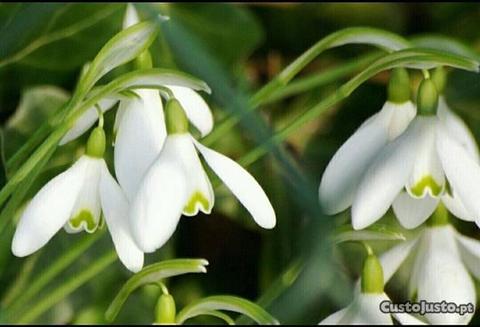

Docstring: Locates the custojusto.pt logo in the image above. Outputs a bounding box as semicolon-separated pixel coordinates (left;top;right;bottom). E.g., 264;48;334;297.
380;300;474;316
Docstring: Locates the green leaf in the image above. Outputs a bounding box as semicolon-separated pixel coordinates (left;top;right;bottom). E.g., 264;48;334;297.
0;4;123;70
411;34;480;61
334;224;406;244
274;27;411;86
176;295;280;325
77;21;159;98
105;259;209;322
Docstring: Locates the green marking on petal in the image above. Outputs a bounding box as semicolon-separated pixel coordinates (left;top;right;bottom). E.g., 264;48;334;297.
409;175;443;197
184;191;210;215
69;209;98;233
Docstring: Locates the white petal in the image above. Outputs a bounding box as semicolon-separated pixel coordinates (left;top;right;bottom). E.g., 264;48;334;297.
351;118;423;230
99;162;144;272
60;98;117;145
65;157;103;233
455;231;480;280
384;100;416;140
319;112;389;214
167;85;213;137
123;3;140;29
338;293;393;325
379;236;419;282
437;127;480;223
193;138;276;229
442;191;475;222
11;157;88;256
392;192;439;229
130;136;190;253
415;226;475;324
318;308;348;325
406;117;445;198
114;89;166;200
438;97;479;162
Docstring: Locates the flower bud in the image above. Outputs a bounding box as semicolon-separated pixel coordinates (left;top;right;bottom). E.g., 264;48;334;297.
417;78;439;116
165;98;189;135
387;68;411;103
86;127;106;158
361;253;384;294
154;293;176;324
431;66;447;94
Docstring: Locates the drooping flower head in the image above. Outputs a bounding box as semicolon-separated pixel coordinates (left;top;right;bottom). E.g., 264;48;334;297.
12;124;144;272
319;68;416;215
379;205;478;324
130;98;276;253
352;68;480;229
319;249;423;325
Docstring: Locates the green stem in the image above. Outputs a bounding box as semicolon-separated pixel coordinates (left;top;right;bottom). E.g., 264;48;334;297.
5;231;105;318
14;250;116;324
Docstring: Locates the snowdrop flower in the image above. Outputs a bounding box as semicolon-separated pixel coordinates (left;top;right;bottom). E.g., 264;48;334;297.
130;99;276;253
61;4;214;202
379;205;477;324
352;73;480;230
319;251;423;325
319;68;416;214
11;126;144;272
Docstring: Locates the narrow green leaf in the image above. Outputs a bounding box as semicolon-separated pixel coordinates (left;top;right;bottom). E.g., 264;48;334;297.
411;34;480;61
105;259;209;322
176;295;280;325
77;21;158;98
334;224;406;244
238;47;480;168
252;27;411;104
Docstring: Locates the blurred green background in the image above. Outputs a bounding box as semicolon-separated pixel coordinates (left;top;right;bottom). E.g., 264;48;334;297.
0;2;479;324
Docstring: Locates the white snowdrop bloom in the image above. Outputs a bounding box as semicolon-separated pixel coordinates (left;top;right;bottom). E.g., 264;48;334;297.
319;253;424;325
11;127;144;272
379;213;477;325
352;78;480;229
129;99;276;253
319;68;416;215
62;4;213;202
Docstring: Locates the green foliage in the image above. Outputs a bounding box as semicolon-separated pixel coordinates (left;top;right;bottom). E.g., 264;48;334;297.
0;2;480;325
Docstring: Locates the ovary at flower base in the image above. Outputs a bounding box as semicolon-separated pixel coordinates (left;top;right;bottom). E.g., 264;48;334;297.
129;98;276;253
11;127;144;273
352;70;480;230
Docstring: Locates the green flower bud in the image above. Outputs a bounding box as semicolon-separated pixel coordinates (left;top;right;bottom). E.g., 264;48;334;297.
135;50;153;70
431;66;447;94
361;254;384;294
86;127;106;158
427;201;449;227
155;294;176;324
165;98;189;135
417;78;439;116
387;68;411;103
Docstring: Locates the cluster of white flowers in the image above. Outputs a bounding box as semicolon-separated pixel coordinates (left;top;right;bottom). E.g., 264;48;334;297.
10;5;276;273
319;67;480;324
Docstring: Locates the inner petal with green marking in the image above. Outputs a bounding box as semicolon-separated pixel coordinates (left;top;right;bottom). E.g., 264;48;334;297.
69;209;99;233
408;175;444;198
183;191;211;215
